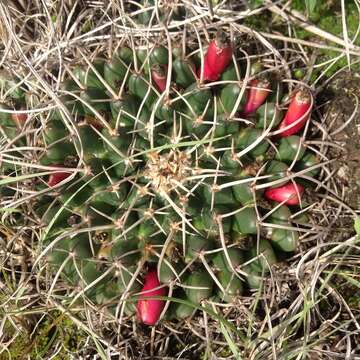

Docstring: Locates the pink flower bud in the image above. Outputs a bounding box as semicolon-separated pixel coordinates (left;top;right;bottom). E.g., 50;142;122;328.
47;166;72;187
264;182;304;205
137;269;167;326
278;89;313;137
201;32;232;81
242;78;271;116
11;113;27;123
151;64;168;92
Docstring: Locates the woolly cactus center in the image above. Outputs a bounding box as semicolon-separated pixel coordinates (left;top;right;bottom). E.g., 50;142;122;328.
146;150;191;195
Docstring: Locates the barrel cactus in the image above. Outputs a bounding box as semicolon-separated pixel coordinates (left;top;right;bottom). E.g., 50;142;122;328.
0;26;319;326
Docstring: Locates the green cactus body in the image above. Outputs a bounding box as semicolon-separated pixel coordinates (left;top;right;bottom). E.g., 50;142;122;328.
275;135;305;162
232;206;258;235
99;266;141;316
159;260;184;283
183;84;212;110
201;180;236;206
247;239;277;273
44;119;68;144
42;204;72;229
59;79;84;115
0;103;18;140
129;73;157;106
216;269;243;302
271;227;298;252
232;176;257;205
77;125;107;159
19;37;317;322
220;83;246;114
0;103;13;125
92;182;128;207
166;291;195;320
222;150;240;172
185;269;214;304
212;247;245;271
60;181;93;209
184;234;213;263
152;99;174;123
192;206;233;237
220;64;240;82
255;102;282;129
293;212;310;224
110;94;143;130
104;58;129;91
243;264;264;289
174;301;195;319
235;128;269;158
0;76;25;100
48;235;101;287
150;46;169;65
73;59;105;90
137;3;153;25
110;239;140;266
264;160;289;187
295;151;320;178
80;88;110;116
40;141;77;165
114;47;133;65
136;48;151;74
173;58;196;88
268;204;292;223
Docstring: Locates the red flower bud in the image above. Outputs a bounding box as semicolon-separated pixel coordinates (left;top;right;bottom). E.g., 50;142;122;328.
201;31;232;81
11;113;28;123
277;89;313;137
137;269;167;326
242;78;271;116
264;182;304;205
200;58;219;82
47;166;72;187
151;64;168;92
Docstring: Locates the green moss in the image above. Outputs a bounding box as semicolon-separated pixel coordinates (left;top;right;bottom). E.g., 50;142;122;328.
243;8;271;31
0;331;28;360
291;0;340;20
218;346;233;357
289;1;360;77
243;1;360;78
0;313;87;359
291;1;360;45
292;5;356;39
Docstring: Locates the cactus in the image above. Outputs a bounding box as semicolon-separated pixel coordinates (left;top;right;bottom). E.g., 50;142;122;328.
0;30;320;325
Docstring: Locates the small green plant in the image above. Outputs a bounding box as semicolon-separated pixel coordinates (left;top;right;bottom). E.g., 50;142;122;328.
355;217;360;237
0;312;86;360
248;0;265;9
305;0;317;15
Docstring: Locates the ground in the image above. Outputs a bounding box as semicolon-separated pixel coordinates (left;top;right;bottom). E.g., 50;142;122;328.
322;73;360;210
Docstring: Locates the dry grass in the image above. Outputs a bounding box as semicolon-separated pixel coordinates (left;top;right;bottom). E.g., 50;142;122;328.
0;0;359;359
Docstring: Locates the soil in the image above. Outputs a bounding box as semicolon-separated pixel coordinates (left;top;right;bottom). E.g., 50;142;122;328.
319;72;360;211
317;73;360;317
